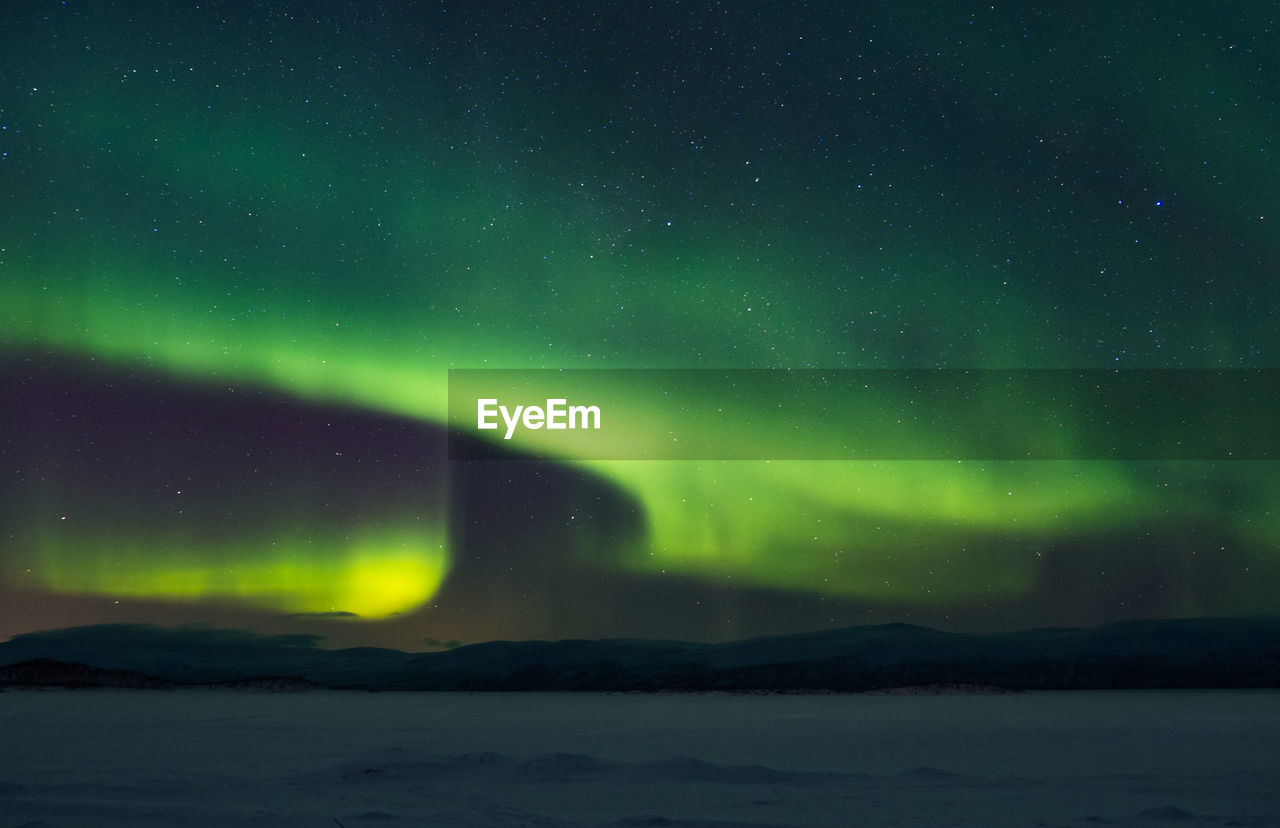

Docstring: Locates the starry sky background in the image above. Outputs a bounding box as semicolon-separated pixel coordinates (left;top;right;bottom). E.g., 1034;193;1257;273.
1;1;1277;650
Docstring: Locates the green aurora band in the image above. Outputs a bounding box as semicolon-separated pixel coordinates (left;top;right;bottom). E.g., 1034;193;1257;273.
2;1;1278;623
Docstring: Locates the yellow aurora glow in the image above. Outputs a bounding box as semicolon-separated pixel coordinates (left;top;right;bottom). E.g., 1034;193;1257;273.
22;527;448;618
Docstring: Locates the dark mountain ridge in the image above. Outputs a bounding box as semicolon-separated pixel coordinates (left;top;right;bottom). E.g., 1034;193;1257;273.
2;617;1277;692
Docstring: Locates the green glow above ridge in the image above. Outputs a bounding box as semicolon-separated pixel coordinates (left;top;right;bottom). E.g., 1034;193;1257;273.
583;459;1154;603
18;527;449;618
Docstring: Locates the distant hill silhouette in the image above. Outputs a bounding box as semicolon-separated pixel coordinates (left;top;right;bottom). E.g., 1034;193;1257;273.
2;617;1278;691
0;658;176;689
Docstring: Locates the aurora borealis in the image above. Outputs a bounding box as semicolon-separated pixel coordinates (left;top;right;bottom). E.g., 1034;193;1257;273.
2;1;1277;648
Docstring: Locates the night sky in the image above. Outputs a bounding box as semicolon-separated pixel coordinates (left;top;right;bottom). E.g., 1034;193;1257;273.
2;1;1277;650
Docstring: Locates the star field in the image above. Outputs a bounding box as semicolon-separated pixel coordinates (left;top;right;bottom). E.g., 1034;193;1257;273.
1;1;1277;648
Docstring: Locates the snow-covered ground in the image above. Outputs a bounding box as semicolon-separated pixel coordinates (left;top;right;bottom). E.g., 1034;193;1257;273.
0;689;1276;826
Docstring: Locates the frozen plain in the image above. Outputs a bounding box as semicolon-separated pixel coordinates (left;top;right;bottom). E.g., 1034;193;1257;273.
0;689;1276;827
